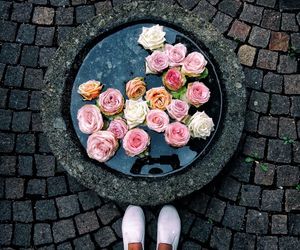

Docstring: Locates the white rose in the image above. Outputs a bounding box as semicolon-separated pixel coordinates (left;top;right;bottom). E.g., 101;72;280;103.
138;25;166;51
188;111;214;139
124;99;149;129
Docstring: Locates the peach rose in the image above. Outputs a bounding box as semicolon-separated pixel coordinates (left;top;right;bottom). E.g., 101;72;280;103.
165;43;187;67
145;87;172;110
145;51;169;74
123;128;150;157
167;99;189;122
164;122;190;147
77;104;104;134
87;131;119;162
77;80;103;101
146;109;169;133
181;52;207;77
126;77;147;100
186;81;210;107
162;67;186;91
107;118;128;139
97;88;124;116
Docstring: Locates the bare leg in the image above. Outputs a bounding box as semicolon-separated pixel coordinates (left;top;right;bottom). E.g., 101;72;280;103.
128;243;143;250
158;243;172;250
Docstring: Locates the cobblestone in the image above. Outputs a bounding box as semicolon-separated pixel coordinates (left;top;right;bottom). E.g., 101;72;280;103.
277;55;298;74
279;117;297;140
270;94;290;115
269;32;289;52
246;209;268;234
97;203;121;225
267;139;292;163
232;232;256;250
261;189;284;212
0;110;13;131
285;190;300;212
94;226;116;248
240;184;261;208
248;90;269;113
263;72;282;93
35;199;57;221
291;96;300;117
248;26;270;48
254;163;275;186
238;45;256;66
34;223;53;245
26;179;46;196
32;7;55;25
56;195;80;218
190;218;212;243
272;214;287;234
240;3;263;25
13;223;32;247
210;226;232;250
5;177;24;199
218;0;241;17
13;200;33;223
222;204;246;231
11;3;32;23
244;68;263;90
257;236;278;250
228;20;251;42
73;234;95;250
256;49;278;70
261;9;280;30
47;176;68;197
258;116;277;137
52;219;76;243
281;13;299;31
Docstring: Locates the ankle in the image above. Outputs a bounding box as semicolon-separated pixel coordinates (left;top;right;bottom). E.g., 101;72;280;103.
158;243;172;250
128;242;143;250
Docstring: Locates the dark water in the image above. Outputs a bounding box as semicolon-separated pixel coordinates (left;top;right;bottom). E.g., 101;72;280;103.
70;23;223;177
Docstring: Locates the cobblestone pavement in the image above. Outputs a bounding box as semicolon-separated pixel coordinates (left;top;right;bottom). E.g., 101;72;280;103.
0;0;299;249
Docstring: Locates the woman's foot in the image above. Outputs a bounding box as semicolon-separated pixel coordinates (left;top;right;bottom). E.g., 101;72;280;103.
157;205;181;250
122;205;145;250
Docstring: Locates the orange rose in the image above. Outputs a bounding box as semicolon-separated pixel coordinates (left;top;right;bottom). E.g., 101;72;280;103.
145;87;172;110
126;77;146;100
78;80;103;101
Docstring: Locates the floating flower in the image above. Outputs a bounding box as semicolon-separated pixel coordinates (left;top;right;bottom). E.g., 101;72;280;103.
165;43;187;67
162;67;186;91
97;88;124;116
138;24;166;51
123;128;150;157
145;51;169;74
145;87;172;110
87;131;119;162
188;111;214;139
181;52;207;77
107;118;128;139
124;99;149;129
164;122;190;147
77;80;103;101
186;81;210;107
126;77;146;100
77;104;104;134
167;99;189;122
146;109;169;133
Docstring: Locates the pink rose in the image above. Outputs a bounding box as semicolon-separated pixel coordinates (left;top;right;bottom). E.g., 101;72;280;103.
87;131;119;162
164;122;190;147
162;67;186;91
181;52;207;77
186;81;210;107
165;43;187;66
77;104;104;134
145;51;169;74
97;88;124;116
167;100;189;122
146;109;169;133
123;128;150;157
107;118;128;139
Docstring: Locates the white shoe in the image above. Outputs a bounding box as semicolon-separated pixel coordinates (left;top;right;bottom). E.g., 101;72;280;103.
122;205;145;250
156;205;181;250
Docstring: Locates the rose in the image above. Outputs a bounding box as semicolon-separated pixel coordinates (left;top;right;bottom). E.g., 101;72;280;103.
167;100;189;122
164;122;190;147
145;87;172;110
188;111;214;139
181;52;207;77
123;128;150;157
165;43;187;66
146;109;169;133
77;104;104;134
145;51;169;74
126;77;147;100
124;99;149;129
185;81;210;107
87;131;119;162
97;88;124;116
138;24;166;51
77;80;103;100
107;118;128;139
162;67;186;91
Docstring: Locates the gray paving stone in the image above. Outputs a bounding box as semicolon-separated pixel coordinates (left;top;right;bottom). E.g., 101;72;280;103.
285;190;300;212
291;33;300;51
240;184;261;208
212;11;233;33
73;234;95;250
277;55;298;74
26;179;46;196
5;177;24;199
75;211;100;235
218;0;241;17
18;156;33;176
20;46;39;67
4;65;24;88
30;91;42;111
0;1;11;20
263;72;283;93
206;197;226;222
190;218;212;243
50;0;70;6
57;242;73;250
246;209;268;234
244;68;263;90
9;90;29;110
270;94;290;115
284;74;300;95
244;110;259;133
52;219;76;243
222;204;246;231
240;3;263;25
188;192;210;214
13;200;33;223
256;0;276;7
39;47;56;67
16;134;35;154
78;190;102;210
233;232;256;250
56;195;80;218
258;116;278;137
0;43;21;64
278;237;300;250
272;215;287;234
0;155;16;176
16;24;36;44
267;139;292;163
281;13;298;31
11;2;32;22
112;217;122;238
0;200;12;221
230;158;251;182
279;117;297;140
257;236;278;250
67;175;87;193
192;0;217;20
97;203;121;225
34;223;53;245
254;163;275;186
35;199;57;221
248;90;269;113
210;227;232;250
177;0;199;9
261;189;284;212
13;223;32;247
291;96;300;117
248;26;270;48
12;111;31;132
0;88;8;109
0;21;17;42
35;154;55;177
261;9;280;30
257;49;278;70
0;132;15;153
243;136;266;159
94;226;116;248
218;177;241;201
288;214;300;236
0;224;13;246
35;27;55;46
47;176;68;197
293;141;300;163
75;5;95;23
24;68;44;90
182;241;202;249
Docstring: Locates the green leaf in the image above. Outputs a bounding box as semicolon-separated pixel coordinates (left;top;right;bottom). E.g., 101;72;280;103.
207;218;213;224
245;157;255;163
198;68;209;79
296;184;300;191
170;86;187;99
260;163;268;172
